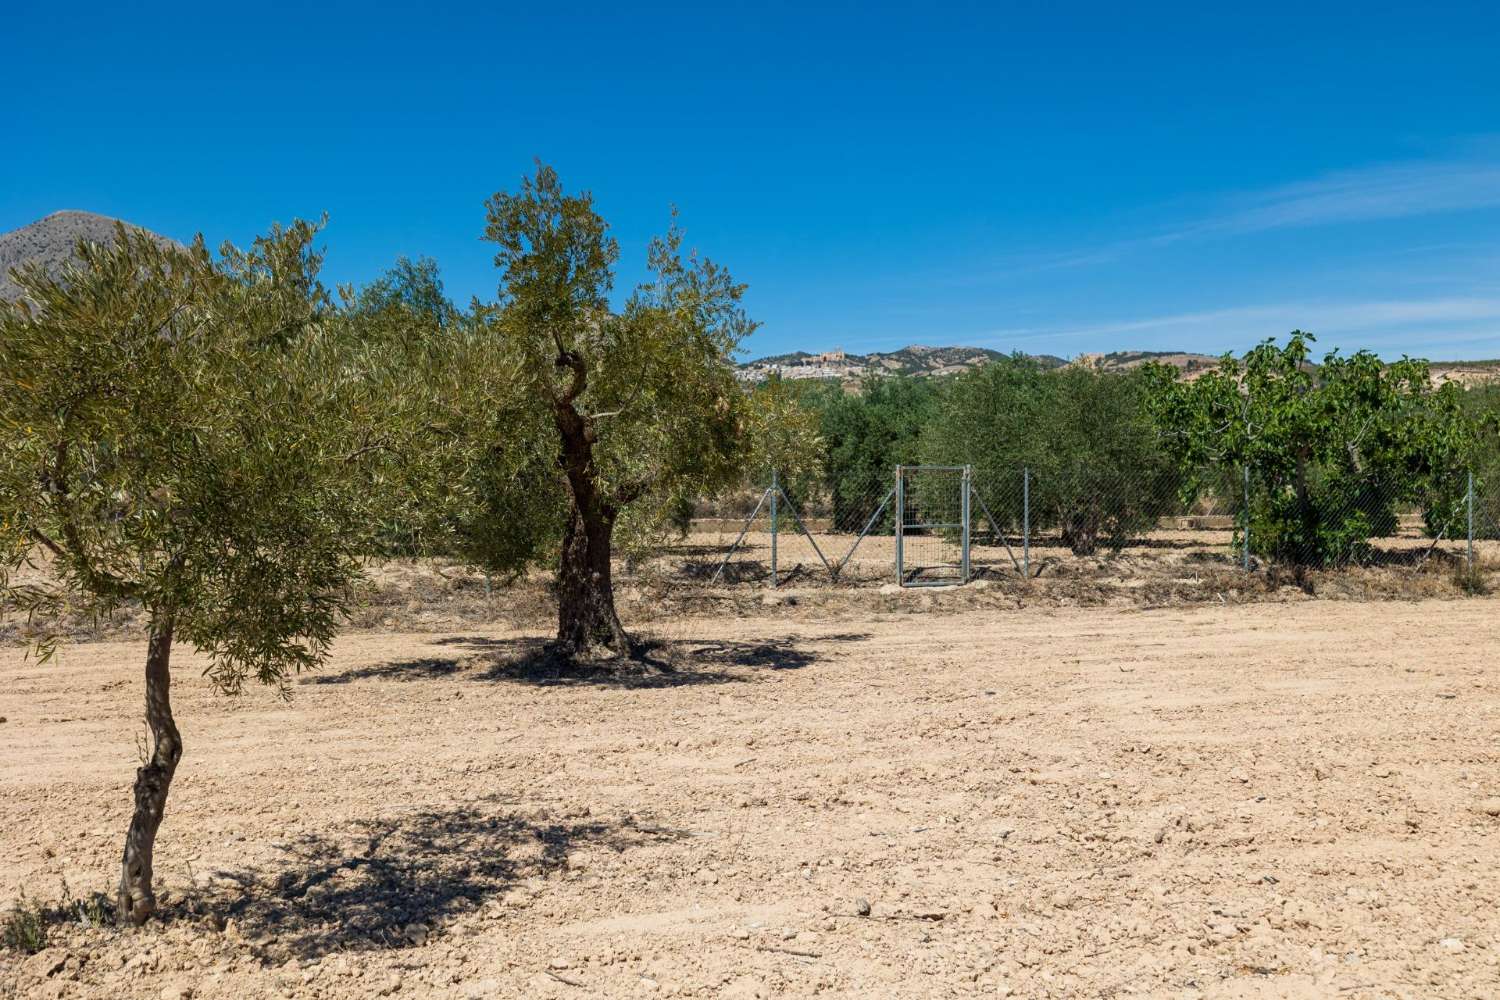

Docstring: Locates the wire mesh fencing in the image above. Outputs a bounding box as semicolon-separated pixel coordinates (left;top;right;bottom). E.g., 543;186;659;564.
1237;467;1484;573
679;465;1497;590
967;466;1242;579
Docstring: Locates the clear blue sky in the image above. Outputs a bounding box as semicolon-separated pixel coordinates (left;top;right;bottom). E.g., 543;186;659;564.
5;2;1500;361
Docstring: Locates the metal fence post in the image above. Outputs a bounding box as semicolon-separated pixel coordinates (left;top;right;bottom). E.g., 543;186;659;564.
1022;466;1030;580
769;469;779;589
895;466;905;585
1243;465;1251;571
1468;469;1475;572
961;466;972;584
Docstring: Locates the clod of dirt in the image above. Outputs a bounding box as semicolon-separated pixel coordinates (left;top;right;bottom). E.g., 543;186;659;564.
1477;797;1500;817
23;947;68;978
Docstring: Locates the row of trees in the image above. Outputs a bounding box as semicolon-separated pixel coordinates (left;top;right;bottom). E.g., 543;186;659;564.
772;361;1181;553
0;165;760;924
766;338;1497;559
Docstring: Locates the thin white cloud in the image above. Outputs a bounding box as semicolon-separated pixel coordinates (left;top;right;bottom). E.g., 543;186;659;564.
956;297;1500;358
1056;297;1500;339
969;157;1500;279
1163;161;1500;242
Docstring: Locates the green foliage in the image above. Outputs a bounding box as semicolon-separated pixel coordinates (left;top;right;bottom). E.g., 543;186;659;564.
0;223;371;691
1147;331;1475;566
364;164;755;594
1443;383;1500;539
742;373;825;500
924;357;1176;554
332;255;557;564
338;295;558;572
817;375;939;530
347;255;458;330
2;893;47;955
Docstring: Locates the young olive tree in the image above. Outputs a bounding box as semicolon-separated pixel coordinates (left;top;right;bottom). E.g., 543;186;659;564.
1147;331;1472;565
0;224;370;924
477;165;752;658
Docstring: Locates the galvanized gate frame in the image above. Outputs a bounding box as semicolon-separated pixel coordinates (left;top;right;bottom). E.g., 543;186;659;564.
895;464;971;587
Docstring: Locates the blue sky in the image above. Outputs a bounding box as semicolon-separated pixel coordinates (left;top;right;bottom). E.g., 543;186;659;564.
4;2;1500;361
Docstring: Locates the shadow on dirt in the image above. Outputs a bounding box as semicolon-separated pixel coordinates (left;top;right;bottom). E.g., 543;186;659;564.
304;656;464;685
674;558;769;583
304;632;869;689
183;802;655;962
458;633;856;687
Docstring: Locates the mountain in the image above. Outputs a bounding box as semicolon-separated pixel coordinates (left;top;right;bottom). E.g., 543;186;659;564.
739;343;1500;388
1073;350;1222;374
736;344;1200;382
0;210;175;301
738;345;1068;381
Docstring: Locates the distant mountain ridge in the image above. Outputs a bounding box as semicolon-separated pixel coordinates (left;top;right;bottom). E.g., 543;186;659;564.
739;345;1067;380
0;210;176;301
738;343;1500;386
736;344;1210;381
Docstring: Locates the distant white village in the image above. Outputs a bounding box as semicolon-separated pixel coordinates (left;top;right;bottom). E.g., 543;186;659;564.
734;349;863;383
734;346;1006;383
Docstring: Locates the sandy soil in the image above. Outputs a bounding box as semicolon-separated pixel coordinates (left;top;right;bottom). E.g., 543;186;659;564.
3;598;1499;999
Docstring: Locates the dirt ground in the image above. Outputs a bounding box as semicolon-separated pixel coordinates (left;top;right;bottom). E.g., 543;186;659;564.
3;595;1500;999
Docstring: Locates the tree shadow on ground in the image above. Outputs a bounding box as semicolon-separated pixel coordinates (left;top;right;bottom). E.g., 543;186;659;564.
450;633;859;687
1343;544;1460;569
305;632;868;689
179;802;654;963
675;559;843;586
304;656;463;685
674;558;769;583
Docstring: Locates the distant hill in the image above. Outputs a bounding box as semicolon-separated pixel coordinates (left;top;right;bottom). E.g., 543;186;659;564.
740;345;1068;381
738;343;1500;386
0;210;176;301
736;343;1203;383
1074;350;1222;375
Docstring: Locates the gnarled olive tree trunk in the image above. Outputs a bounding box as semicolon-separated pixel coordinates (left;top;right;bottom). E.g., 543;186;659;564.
553;352;630;659
117;617;181;925
556;498;629;657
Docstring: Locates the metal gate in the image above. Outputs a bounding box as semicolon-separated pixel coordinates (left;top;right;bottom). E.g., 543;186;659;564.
896;465;970;586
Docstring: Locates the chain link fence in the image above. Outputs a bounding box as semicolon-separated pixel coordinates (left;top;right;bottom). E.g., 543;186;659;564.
679;465;1498;590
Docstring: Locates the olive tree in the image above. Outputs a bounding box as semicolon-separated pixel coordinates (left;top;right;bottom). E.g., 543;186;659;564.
819;375;938;531
742;373;826;500
0;224;370;924
924;357;1176;554
473;165;752;658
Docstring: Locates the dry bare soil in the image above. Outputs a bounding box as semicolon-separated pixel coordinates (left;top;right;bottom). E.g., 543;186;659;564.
3;597;1499;999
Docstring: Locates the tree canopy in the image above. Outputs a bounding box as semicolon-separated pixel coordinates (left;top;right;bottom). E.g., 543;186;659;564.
1146;332;1475;565
362;164;756;658
923;357;1176;554
0;221;374;922
816;375;939;530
